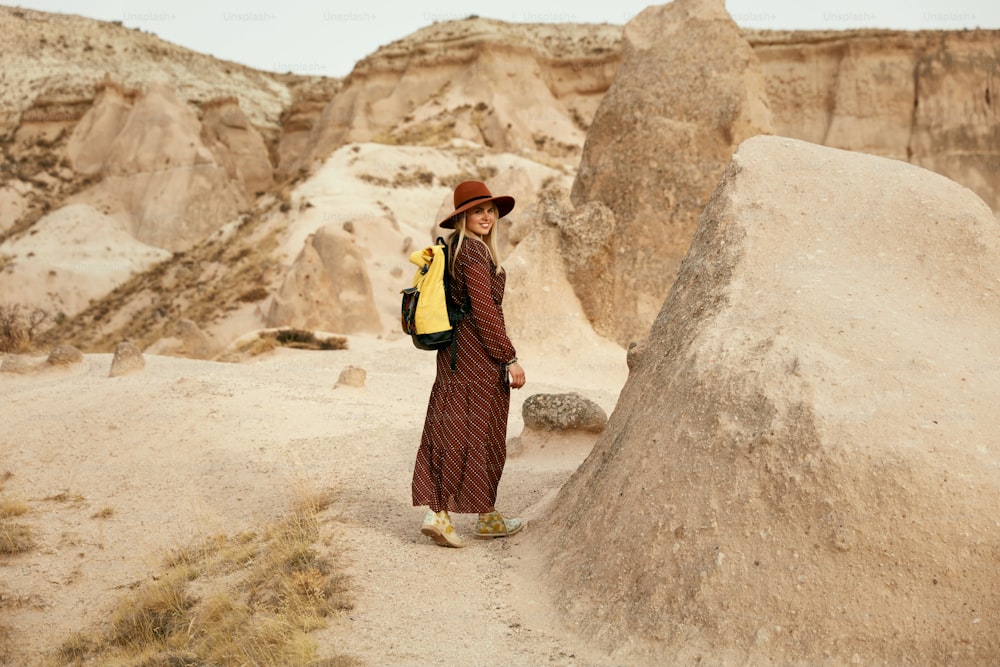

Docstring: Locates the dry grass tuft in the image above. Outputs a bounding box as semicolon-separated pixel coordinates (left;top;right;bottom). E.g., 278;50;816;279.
0;498;28;518
55;631;94;662
238;286;270;303
220;328;349;362
228;334;279;359
91;507;115;519
58;488;357;666
0;623;11;666
0;484;34;555
43;490;85;504
0;520;35;555
263;329;348;351
108;566;197;648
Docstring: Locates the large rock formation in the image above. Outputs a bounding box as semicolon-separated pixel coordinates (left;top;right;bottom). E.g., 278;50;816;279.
752;29;1000;212
266;224;381;334
540;136;1000;664
571;0;773;345
65;82;251;251
293;17;622;171
502;191;623;375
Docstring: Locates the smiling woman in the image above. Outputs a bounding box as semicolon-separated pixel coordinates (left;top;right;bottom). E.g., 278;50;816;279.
411;181;526;548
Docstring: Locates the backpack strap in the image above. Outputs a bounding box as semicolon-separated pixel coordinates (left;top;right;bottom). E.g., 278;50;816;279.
439;236;461;372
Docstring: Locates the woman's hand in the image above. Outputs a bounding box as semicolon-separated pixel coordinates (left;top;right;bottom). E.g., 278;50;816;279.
507;362;525;389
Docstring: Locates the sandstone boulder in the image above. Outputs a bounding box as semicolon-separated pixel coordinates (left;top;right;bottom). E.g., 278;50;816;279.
571;0;772;344
267;224;381;335
533;189;617;340
522;392;607;433
46;344;83;367
108;341;144;377
335;365;366;388
541;136;1000;665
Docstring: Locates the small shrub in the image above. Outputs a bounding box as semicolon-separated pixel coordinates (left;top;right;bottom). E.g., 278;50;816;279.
0;304;49;353
267;329;348;351
238;286;269;303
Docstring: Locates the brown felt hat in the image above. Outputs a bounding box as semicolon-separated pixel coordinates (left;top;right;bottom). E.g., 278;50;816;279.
439;181;515;229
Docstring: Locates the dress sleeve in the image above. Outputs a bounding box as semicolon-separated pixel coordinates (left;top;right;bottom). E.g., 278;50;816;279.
459;240;517;363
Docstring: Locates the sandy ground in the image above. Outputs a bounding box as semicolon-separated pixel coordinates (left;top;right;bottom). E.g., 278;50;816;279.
1;334;627;666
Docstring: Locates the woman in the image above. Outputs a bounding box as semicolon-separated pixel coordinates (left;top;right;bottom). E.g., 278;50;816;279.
411;181;526;548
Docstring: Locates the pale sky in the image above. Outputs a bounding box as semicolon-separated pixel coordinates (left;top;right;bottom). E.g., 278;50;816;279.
10;0;1000;77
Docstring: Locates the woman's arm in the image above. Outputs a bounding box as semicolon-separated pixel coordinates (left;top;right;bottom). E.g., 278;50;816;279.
460;241;517;364
506;361;525;389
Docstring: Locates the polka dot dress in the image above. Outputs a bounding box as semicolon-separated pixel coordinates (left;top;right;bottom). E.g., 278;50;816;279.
411;237;517;513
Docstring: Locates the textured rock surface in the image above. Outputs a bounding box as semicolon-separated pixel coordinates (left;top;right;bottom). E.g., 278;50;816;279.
108;341;144;377
522;392;607;433
533;189;617;342
541;136;1000;665
266;225;381;334
199;97;274;198
295;17;622;171
571;0;773;345
335;365;367;388
46;344;83;366
752;29;1000;212
66;82;249;252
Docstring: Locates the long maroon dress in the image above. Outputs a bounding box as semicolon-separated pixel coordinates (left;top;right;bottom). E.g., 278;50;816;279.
411;237;517;513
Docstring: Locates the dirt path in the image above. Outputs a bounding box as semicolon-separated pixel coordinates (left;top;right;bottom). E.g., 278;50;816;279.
0;337;625;666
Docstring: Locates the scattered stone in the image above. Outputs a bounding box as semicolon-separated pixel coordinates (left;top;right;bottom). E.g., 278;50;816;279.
336;365;366;388
109;341;145;377
46;345;83;367
522;392;607;433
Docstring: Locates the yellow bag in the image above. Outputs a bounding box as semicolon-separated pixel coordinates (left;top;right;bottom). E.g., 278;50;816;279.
401;237;468;367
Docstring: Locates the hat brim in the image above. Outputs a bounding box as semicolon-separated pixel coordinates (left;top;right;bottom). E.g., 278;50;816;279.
439;195;515;229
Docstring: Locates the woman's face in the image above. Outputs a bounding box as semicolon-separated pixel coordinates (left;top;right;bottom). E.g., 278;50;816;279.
463;203;497;237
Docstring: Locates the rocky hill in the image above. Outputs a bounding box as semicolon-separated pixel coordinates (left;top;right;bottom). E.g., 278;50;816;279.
3;3;1000;666
0;3;997;353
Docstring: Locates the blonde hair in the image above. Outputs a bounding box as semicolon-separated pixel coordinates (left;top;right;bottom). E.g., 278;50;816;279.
448;211;503;277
